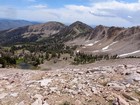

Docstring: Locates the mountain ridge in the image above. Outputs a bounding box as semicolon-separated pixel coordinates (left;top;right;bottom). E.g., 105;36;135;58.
0;18;39;31
0;21;140;57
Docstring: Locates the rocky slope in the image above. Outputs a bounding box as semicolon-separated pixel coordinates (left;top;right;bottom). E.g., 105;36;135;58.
0;62;140;105
48;21;93;43
66;25;140;57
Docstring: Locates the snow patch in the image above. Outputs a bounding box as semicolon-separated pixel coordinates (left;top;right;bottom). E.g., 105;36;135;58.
118;50;140;57
85;43;94;46
85;41;100;47
76;50;80;53
92;50;100;53
94;41;99;44
102;46;109;50
102;41;118;51
102;49;111;52
82;46;86;48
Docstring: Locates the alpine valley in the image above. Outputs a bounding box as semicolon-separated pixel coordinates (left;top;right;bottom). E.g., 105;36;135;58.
0;21;140;105
0;21;140;57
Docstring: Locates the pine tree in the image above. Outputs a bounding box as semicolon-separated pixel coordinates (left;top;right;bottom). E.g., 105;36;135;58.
45;52;49;60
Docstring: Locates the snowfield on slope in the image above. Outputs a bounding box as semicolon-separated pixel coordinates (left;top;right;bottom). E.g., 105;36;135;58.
102;41;118;51
118;50;140;57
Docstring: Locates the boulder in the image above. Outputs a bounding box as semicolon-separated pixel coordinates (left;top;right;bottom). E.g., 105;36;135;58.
112;93;129;105
133;77;140;82
107;82;125;91
122;93;139;102
37;78;52;87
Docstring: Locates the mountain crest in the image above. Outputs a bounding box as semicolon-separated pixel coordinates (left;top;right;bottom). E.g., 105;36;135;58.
70;21;92;29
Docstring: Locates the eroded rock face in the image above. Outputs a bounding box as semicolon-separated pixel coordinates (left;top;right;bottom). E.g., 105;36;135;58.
0;65;140;105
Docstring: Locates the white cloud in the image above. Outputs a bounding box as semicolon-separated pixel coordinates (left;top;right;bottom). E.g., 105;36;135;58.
65;5;90;12
89;0;140;25
92;0;140;11
128;16;132;19
1;0;140;27
0;6;17;19
29;4;47;9
17;6;132;27
89;11;116;17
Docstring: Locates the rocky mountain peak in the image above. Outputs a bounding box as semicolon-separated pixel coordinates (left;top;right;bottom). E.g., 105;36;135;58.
28;21;65;32
69;21;93;30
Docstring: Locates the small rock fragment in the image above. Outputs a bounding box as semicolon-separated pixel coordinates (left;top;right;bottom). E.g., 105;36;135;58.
0;93;8;99
135;88;140;95
10;92;18;97
17;101;25;105
75;100;82;105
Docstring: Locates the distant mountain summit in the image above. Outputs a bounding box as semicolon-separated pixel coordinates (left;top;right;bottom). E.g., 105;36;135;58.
49;21;93;43
0;21;65;45
0;18;39;31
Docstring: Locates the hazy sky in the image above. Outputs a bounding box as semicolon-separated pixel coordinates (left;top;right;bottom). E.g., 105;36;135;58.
0;0;140;27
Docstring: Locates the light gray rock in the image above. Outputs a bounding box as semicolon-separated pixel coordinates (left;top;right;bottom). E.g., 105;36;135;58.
31;98;42;105
74;100;82;105
37;78;52;87
91;87;98;95
135;88;140;95
112;93;129;105
0;93;8;99
17;101;25;105
112;98;120;105
136;70;140;74
10;92;18;97
66;89;78;95
122;93;139;102
43;101;49;105
32;94;43;105
107;82;126;91
0;64;2;68
49;87;58;93
133;77;140;82
106;95;115;101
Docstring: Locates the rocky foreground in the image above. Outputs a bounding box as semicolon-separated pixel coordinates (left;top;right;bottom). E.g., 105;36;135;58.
0;64;140;105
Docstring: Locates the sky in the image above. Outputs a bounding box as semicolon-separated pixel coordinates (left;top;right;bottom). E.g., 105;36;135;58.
0;0;140;27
